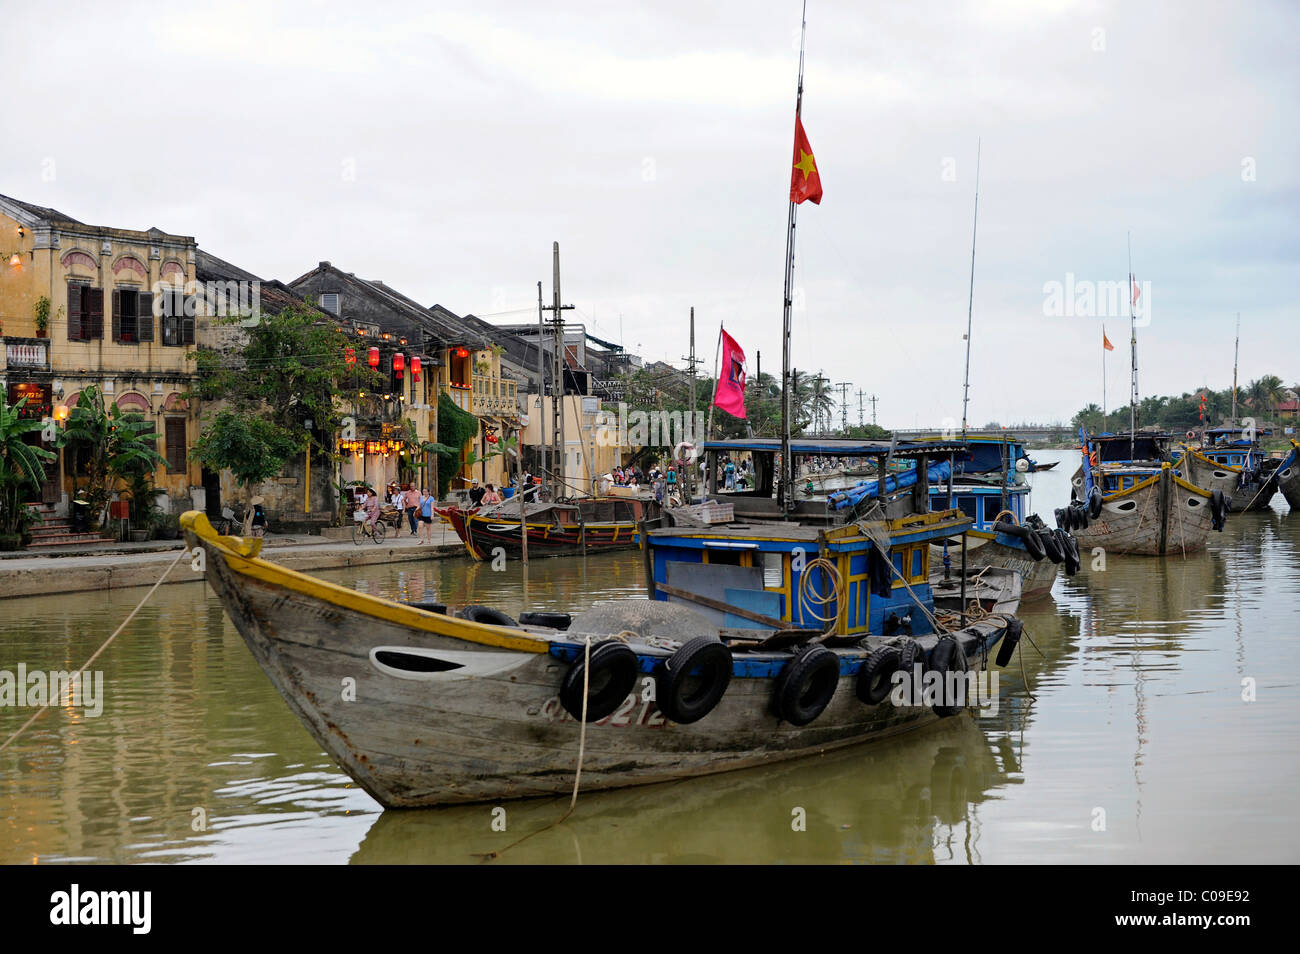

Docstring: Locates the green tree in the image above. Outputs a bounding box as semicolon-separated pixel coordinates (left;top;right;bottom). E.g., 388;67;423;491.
189;409;300;530
60;385;165;524
0;399;56;542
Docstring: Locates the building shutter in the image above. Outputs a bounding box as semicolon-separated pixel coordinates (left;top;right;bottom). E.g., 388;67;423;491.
137;292;154;342
111;289;122;341
85;288;104;339
182;315;195;345
66;283;82;340
165;417;187;472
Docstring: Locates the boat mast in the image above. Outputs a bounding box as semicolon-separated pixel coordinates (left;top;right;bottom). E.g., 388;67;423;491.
1128;232;1137;461
779;0;808;511
960;138;981;442
1231;312;1240;420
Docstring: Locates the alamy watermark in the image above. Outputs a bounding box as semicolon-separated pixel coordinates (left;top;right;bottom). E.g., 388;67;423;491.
0;664;103;717
889;664;999;716
151;278;262;325
1043;273;1152;326
594;403;707;462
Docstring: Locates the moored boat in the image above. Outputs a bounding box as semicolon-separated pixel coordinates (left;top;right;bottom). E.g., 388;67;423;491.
1172;426;1280;512
1072;430;1226;556
445;495;660;561
182;509;1017;808
1277;439;1300;510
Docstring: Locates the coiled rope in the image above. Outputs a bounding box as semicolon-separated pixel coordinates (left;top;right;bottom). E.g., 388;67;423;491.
797;556;844;632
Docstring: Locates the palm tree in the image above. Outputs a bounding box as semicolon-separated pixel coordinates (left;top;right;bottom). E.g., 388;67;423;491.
0;399;56;541
60;385;164;523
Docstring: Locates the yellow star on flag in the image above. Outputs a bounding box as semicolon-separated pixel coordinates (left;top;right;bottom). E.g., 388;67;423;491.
794;149;817;181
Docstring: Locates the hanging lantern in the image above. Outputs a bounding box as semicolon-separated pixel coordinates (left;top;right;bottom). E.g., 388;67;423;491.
345;346;356;365
368;346;380;368
454;347;469;359
393;353;405;379
486;433;499;444
411;356;422;382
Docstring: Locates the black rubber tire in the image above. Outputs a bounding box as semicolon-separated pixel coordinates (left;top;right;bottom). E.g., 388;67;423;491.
402;599;447;615
856;646;901;706
995;617;1024;668
655;636;733;724
1088;487;1104;519
518;611;572;630
1054;508;1068;531
1038;529;1064;564
560;641;640;722
929;636;970;718
1210;489;1227;531
898;638;926;689
1057;530;1080;575
457;605;518;627
774;645;841;726
1021;527;1046;561
992;519;1023;539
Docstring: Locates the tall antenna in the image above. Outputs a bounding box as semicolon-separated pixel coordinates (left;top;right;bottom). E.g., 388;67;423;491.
1232;312;1240;420
960;138;982;442
836;381;851;433
1128;231;1137;461
856;388;865;427
779;0;809;510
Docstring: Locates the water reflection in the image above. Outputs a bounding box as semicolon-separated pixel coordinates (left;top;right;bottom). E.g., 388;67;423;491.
2;449;1299;863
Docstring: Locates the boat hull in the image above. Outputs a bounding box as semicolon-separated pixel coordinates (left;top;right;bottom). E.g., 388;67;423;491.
932;534;1059;600
182;512;1013;808
1177;447;1276;512
1075;466;1216;556
1272;444;1300;510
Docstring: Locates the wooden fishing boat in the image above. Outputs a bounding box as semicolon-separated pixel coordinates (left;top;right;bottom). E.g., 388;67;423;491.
1074;461;1221;556
1172;427;1280;512
181;509;1017;808
445;495;660;561
1277;440;1300;511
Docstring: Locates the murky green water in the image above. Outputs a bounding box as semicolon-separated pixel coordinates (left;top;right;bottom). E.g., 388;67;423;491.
2;449;1298;863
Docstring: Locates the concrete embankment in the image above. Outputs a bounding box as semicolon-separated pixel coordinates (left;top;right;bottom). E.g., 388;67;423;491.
0;529;470;600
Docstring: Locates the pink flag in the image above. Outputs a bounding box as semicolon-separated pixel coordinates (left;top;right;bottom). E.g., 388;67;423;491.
713;329;748;419
1131;276;1140;307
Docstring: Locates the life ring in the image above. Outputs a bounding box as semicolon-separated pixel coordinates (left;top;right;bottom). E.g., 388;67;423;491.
995;617;1024;668
774;645;840;726
929;636;969;718
457;605;518;627
560;641;639;721
856;645;901;706
518;611;572;630
655;636;732;724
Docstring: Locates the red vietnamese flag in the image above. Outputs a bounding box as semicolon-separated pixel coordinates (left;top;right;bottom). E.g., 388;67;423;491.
790;114;823;205
713;329;748;419
1103;327;1114;351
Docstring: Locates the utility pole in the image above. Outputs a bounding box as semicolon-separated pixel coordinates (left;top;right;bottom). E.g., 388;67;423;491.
536;281;547;497
1231;312;1240;420
856;389;865;427
836;382;851;433
541;242;575;499
682;307;701;497
870;394;879;427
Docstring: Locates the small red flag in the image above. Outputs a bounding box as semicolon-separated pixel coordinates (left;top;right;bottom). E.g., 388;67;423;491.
713;330;748;419
1103;329;1114;351
790;114;823;205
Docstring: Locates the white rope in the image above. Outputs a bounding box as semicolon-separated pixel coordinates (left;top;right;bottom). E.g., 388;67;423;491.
0;548;187;755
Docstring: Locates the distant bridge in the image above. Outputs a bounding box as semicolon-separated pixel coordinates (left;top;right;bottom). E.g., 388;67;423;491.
895;426;1073;438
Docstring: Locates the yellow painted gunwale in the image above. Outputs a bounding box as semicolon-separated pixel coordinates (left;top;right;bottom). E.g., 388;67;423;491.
180;512;549;654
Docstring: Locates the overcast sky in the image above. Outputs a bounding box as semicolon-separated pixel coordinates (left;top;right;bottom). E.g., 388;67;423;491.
3;0;1296;428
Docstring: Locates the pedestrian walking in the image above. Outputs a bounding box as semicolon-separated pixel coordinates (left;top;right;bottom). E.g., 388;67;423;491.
418;488;435;544
403;484;420;535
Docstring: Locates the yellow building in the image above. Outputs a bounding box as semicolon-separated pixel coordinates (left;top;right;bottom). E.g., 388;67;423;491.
0;194;201;513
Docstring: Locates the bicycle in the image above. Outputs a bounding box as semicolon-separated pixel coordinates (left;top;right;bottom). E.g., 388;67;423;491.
352;516;387;545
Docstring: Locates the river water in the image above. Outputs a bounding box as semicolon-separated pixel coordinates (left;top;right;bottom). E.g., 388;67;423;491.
2;449;1298;863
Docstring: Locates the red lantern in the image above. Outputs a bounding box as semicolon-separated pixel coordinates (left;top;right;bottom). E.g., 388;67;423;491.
345;347;356;365
368;346;379;368
393;353;405;379
486;433;499;444
411;356;422;382
454;347;469;359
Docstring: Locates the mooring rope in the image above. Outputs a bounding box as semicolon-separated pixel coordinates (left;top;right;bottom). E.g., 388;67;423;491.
480;634;593;862
0;548;187;755
798;556;843;631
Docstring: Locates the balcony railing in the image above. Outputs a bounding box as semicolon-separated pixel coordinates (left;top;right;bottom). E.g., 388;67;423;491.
472;374;518;417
